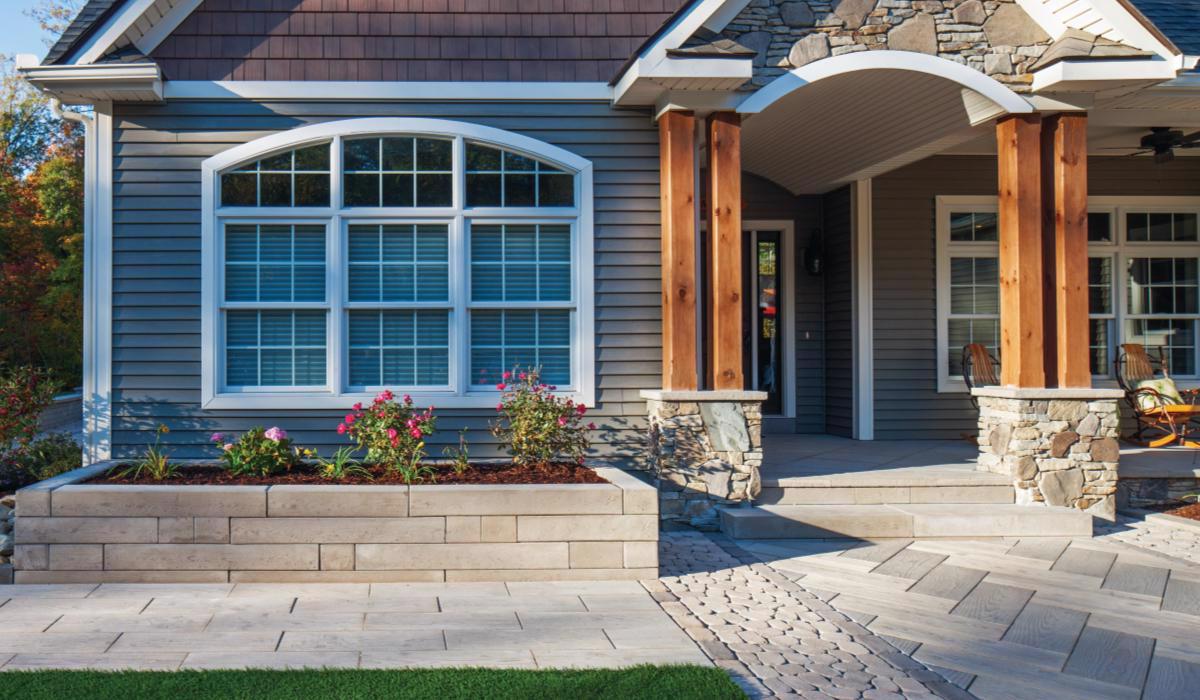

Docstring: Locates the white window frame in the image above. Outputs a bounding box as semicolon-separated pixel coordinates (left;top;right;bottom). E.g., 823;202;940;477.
936;195;1200;393
200;118;595;410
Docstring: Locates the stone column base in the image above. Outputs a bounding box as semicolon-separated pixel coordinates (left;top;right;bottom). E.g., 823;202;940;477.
974;387;1123;521
643;390;766;530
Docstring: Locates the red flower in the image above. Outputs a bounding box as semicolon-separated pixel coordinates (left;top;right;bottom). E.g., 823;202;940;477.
336;423;347;435
496;382;507;391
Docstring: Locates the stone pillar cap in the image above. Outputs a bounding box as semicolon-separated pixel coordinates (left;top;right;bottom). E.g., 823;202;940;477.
971;386;1124;400
641;389;768;402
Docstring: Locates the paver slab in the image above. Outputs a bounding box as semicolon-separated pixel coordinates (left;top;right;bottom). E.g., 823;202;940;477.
1161;577;1200;617
1102;561;1170;598
951;581;1034;626
1001;602;1089;654
1063;626;1155;689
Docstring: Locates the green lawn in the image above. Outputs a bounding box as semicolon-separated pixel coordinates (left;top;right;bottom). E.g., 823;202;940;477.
3;665;745;699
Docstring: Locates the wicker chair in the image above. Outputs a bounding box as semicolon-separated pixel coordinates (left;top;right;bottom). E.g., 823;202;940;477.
962;343;1000;409
1115;343;1200;447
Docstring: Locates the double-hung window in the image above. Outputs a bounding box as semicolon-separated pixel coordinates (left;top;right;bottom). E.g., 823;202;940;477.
202;118;594;409
937;196;1200;391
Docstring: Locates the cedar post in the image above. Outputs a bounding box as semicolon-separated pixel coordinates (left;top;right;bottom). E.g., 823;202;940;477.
996;114;1047;388
658;110;699;390
1044;113;1091;388
706;112;744;390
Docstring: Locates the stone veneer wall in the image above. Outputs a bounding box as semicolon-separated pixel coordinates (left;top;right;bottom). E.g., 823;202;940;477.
9;464;658;584
976;393;1121;520
1119;478;1200;510
710;0;1051;89
645;393;764;530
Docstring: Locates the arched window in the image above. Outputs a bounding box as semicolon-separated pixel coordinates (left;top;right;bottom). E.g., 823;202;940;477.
200;118;594;409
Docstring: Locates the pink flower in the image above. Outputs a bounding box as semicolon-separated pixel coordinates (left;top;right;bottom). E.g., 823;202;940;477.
264;427;287;442
518;372;527;380
390;437;400;448
403;394;412;404
376;390;394;402
406;419;416;429
336;423;347;435
223;443;234;452
549;385;557;391
496;382;507;391
496;402;504;411
345;414;355;425
557;417;567;427
576;404;587;416
352;402;362;411
210;432;224;443
387;428;398;440
587;422;596;430
503;371;512;380
409;428;422;439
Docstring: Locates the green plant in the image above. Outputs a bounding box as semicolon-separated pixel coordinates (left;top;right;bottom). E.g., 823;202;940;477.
491;368;594;467
211;427;298;478
0;432;80;490
339;391;437;483
114;424;177;481
443;428;471;476
317;445;372;481
0;364;59;455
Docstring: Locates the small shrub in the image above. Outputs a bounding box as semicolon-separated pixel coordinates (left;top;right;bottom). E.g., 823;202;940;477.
0;432;82;490
443;428;471;476
211;427;299;478
491;368;594;467
339;391;436;483
317;446;372;481
115;424;177;481
0;365;60;454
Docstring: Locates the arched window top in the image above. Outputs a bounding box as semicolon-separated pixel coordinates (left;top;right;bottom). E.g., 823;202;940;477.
208;117;590;211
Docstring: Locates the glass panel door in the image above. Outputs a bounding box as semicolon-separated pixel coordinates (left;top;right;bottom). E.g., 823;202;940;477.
745;230;784;415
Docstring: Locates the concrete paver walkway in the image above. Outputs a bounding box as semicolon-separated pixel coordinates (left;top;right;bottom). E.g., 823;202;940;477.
0;581;708;670
737;535;1200;700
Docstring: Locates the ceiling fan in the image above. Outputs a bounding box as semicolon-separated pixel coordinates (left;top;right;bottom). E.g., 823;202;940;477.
1109;127;1200;164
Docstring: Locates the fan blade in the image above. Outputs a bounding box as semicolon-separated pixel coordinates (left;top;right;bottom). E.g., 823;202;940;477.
1179;131;1200;145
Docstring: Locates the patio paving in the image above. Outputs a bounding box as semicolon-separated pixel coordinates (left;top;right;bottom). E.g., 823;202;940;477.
736;533;1200;699
0;581;708;671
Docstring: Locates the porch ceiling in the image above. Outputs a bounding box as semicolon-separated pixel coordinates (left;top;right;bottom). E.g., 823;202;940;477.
740;69;990;195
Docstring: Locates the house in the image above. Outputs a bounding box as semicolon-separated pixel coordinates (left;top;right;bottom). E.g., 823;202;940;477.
19;0;1200;532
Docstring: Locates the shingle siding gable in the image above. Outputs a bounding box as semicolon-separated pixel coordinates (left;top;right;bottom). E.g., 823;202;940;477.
149;0;689;81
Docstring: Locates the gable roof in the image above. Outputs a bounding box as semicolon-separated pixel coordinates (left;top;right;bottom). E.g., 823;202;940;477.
43;0;120;65
1124;0;1200;56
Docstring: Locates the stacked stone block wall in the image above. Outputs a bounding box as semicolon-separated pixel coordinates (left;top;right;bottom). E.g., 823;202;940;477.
9;465;658;584
647;398;763;529
712;0;1051;90
977;396;1120;520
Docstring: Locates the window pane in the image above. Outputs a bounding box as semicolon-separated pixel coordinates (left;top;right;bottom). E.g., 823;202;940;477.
1087;212;1112;242
1088;257;1112;314
225;310;326;387
470;310;572;386
538;174;574;206
348;310;449;387
348;224;448;303
1128;257;1199;315
344;139;379;171
416;174;452;206
416;138;452;171
467;174;502;207
381;174;414;207
505;174;535;207
467;143;501;170
947;318;999;378
1090;319;1110;377
949;212;996;242
221;173;257;206
1149;213;1172;241
344;174;379;207
1177;213;1199;242
464;141;575;209
221;143;331;208
470;224;573;302
223;224;326;303
294;144;330;171
382;137;414;171
293;174;330;206
1126;319;1197;375
260;152;291;171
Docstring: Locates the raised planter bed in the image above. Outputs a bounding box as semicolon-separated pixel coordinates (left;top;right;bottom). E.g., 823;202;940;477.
10;462;658;584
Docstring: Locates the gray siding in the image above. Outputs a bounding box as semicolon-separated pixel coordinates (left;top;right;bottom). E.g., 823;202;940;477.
871;154;1200;439
110;100;661;463
742;174;824;432
823;186;853;437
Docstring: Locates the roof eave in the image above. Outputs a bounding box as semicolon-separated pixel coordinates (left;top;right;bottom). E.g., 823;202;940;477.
19;61;164;105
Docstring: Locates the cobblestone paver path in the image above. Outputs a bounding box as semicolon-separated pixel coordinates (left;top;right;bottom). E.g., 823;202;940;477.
1095;513;1200;566
651;530;965;699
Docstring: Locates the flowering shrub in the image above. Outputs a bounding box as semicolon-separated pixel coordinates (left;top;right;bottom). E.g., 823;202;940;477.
116;424;177;481
0;365;59;455
491;368;594;466
339;391;436;483
211;426;299;478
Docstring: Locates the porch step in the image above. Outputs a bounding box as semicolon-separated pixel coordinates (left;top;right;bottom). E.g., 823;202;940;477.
719;504;1094;540
760;465;1015;506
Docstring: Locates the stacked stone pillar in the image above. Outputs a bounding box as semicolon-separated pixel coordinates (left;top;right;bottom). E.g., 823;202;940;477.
643;391;765;530
974;388;1123;521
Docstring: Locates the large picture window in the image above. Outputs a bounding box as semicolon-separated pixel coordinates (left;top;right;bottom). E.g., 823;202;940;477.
937;197;1200;392
202;118;594;409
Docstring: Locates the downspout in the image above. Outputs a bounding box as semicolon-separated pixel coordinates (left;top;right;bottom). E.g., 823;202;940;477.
50;99;104;464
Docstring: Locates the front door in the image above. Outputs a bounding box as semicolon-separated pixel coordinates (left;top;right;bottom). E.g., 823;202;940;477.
744;229;785;415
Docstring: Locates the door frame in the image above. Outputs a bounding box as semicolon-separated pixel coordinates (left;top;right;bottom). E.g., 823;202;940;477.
745;219;796;418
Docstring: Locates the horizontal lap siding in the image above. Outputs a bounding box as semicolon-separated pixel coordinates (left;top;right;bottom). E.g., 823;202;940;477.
823;186;852;437
111;100;661;464
871;155;1200;440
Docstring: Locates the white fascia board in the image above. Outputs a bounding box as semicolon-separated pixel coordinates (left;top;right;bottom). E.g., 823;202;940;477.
645;56;752;81
1031;58;1178;92
73;0;159;65
19;62;163;103
135;0;203;56
164;81;613;101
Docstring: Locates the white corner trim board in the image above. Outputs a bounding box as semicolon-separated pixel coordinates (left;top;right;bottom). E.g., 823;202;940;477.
737;51;1034;116
199;117;596;411
852;179;874;441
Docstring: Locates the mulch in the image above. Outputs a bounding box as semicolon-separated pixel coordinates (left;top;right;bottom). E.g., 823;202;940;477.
1151;501;1200;522
90;461;608;486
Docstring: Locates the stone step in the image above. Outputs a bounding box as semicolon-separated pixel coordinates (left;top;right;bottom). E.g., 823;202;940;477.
719;504;1093;540
758;484;1015;506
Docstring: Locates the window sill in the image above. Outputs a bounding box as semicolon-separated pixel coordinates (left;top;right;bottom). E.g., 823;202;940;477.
202;390;593;411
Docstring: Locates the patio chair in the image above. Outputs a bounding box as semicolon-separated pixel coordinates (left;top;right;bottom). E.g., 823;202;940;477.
962;343;1000;409
1116;343;1200;448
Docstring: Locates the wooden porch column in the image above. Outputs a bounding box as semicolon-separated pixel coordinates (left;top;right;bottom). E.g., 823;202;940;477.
996;114;1047;388
658;110;699;390
1044;113;1091;388
706;111;744;390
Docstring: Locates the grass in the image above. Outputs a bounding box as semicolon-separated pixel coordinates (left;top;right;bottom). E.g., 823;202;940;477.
2;665;745;700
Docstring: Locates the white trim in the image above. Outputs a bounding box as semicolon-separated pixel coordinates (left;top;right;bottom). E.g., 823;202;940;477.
737;51;1034;116
200;117;595;411
84;107;114;463
1031;58;1179;93
744;220;796;419
935;194;1200;393
17;62;163;105
164;81;614;102
73;0;160;65
134;0;203;56
852;179;874;441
